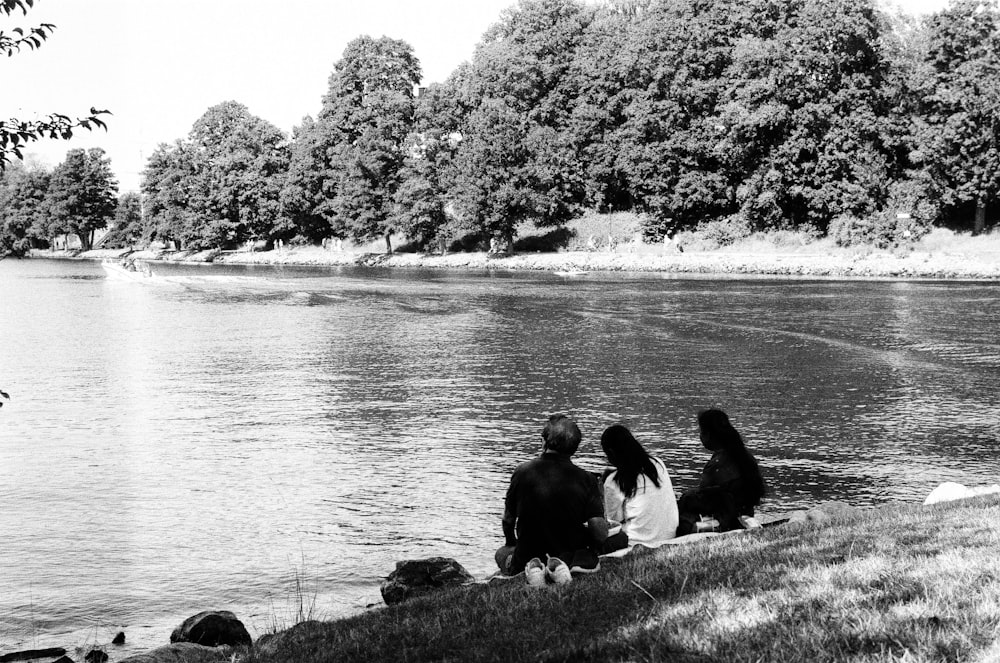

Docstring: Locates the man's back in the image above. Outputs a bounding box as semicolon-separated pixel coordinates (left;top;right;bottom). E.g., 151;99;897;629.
506;453;603;569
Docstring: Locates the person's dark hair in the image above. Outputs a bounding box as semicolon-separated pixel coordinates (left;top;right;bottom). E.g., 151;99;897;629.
697;408;767;505
542;414;582;455
601;424;661;499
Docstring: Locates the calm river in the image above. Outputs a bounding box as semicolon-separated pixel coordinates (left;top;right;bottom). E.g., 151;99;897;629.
1;258;998;658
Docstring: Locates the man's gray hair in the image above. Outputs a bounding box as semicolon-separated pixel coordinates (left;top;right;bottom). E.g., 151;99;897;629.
542;414;582;455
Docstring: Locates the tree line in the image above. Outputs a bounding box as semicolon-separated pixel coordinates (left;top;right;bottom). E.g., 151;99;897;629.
4;0;1000;257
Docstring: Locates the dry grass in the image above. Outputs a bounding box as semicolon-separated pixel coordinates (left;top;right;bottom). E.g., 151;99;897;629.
238;496;1000;663
916;227;1000;255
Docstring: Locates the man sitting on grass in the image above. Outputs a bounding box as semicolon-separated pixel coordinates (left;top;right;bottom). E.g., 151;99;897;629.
495;414;609;579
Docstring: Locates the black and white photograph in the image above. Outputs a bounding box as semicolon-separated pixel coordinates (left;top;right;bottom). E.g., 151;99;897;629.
2;0;999;661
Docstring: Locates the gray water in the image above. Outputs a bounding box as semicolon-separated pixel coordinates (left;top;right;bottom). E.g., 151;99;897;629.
1;259;998;659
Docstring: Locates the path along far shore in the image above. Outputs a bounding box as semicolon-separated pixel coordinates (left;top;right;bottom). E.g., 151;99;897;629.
31;243;1000;280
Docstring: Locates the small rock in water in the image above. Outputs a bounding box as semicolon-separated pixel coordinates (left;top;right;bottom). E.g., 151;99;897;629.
112;632;126;646
0;647;67;662
85;649;109;663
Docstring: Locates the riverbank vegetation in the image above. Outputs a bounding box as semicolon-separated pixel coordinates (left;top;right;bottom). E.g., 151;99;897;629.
239;496;1000;663
5;0;1000;260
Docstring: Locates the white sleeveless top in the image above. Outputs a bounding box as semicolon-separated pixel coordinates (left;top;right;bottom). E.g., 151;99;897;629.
603;457;679;546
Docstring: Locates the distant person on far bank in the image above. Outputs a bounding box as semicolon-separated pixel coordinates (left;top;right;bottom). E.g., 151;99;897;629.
495;414;609;581
678;408;766;534
599;424;679;553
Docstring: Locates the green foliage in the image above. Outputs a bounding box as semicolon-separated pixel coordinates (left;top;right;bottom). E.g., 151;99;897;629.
609;0;748;230
315;36;421;252
114;1;1000;253
44;148;118;250
0;162;49;256
101;191;144;248
911;0;1000;232
141;140;198;250
142;102;289;250
451;99;544;242
393;79;468;248
511;226;574;252
280;117;330;244
450;0;596;241
829;178;935;248
1;0;109;169
722;0;898;232
674;214;754;251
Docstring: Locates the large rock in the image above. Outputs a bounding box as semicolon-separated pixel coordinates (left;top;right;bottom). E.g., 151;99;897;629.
380;557;475;606
0;649;67;663
119;643;232;663
169;611;251;647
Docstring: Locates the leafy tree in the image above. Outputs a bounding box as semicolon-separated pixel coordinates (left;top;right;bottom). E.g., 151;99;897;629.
912;0;1000;233
452;99;543;243
394;77;470;249
141;140;199;250
44;147;118;250
317;36;421;253
719;0;899;232
452;0;596;244
142;102;289;250
185;101;290;248
1;0;109;169
557;3;639;213
601;0;748;236
101;190;144;248
0;161;50;256
280;116;330;243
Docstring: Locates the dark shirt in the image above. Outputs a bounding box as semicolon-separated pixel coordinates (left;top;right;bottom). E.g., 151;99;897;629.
504;452;604;571
699;449;758;516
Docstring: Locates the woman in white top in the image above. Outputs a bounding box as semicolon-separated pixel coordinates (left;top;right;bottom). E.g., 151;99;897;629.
600;424;679;552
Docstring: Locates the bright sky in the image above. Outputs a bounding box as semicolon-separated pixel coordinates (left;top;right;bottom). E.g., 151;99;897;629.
4;0;950;193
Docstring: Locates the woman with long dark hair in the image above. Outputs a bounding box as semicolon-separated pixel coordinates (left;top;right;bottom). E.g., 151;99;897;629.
600;424;679;552
678;408;766;533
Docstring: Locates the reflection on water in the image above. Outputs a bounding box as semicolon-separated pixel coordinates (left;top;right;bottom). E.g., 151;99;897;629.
1;260;998;657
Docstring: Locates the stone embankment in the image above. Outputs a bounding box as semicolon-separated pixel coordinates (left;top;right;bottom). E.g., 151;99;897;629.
35;244;1000;279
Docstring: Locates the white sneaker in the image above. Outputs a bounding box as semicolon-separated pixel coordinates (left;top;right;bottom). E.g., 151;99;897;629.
545;556;572;585
525;557;546;588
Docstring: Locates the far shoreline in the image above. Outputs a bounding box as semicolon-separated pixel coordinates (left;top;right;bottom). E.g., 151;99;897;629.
30;238;1000;281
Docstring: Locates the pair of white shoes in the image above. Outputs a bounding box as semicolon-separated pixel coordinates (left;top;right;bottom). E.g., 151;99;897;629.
525;556;572;587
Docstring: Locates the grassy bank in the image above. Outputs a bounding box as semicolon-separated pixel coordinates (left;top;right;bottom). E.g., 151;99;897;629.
36;226;1000;280
239;496;1000;663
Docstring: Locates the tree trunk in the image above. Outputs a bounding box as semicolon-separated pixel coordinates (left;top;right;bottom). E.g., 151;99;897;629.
385;234;393;254
974;200;986;235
